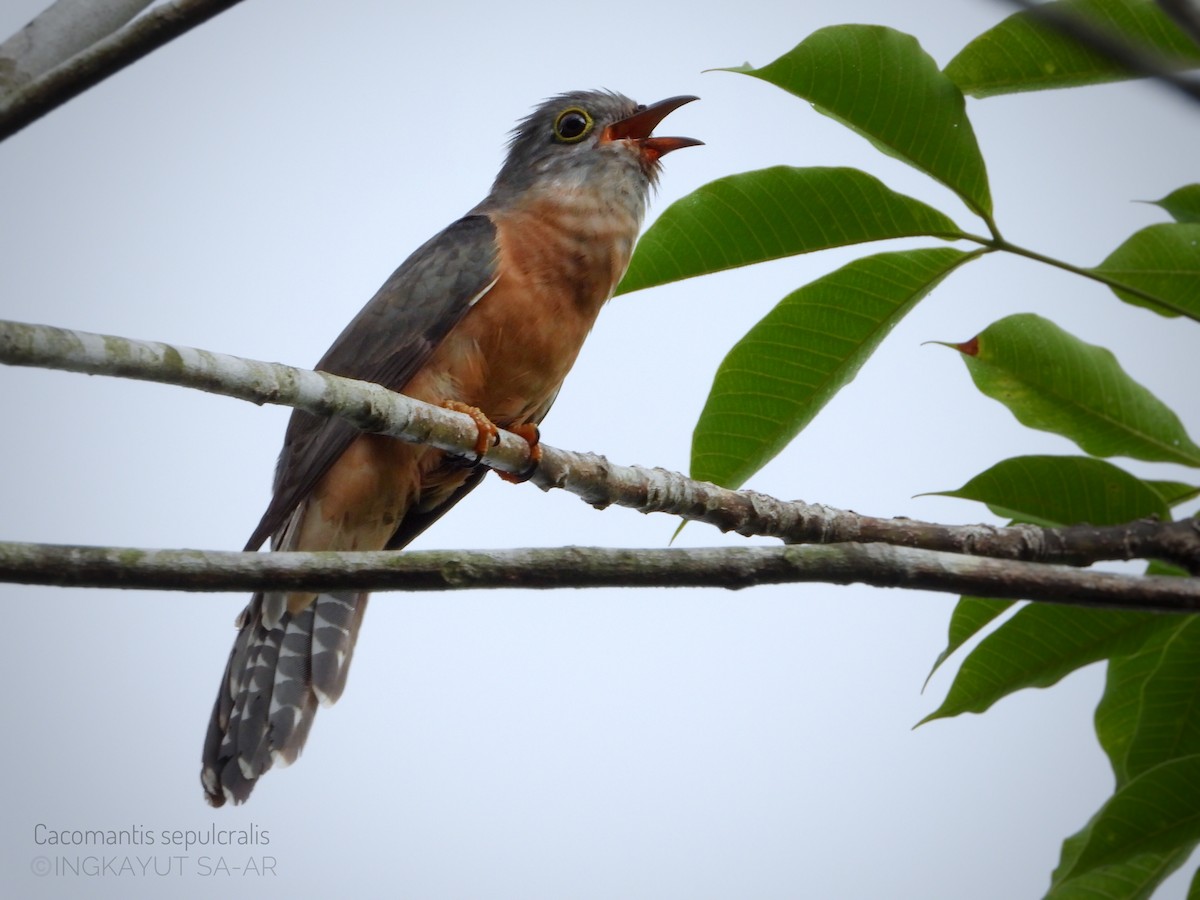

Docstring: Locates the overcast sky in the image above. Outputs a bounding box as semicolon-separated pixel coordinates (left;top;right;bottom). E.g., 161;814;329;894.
2;1;1199;898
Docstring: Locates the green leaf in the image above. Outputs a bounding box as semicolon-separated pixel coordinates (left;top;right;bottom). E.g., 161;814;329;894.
1096;619;1193;787
924;596;1013;687
616;167;963;295
924;459;1174;723
1122;619;1200;784
1045;840;1192;900
1055;754;1200;883
925;456;1177;698
1053;620;1195;898
1145;185;1200;224
724;25;993;219
920;605;1168;724
951;313;1200;467
935;572;1195;880
1047;834;1191;900
932;455;1170;525
690;248;981;489
1092;223;1200;321
1145;480;1200;508
945;0;1200;98
925;455;1169;687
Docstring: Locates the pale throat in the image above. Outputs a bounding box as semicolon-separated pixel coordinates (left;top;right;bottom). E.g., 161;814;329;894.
519;175;648;296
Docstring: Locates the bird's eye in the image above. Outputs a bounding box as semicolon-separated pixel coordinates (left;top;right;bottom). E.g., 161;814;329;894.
553;107;593;143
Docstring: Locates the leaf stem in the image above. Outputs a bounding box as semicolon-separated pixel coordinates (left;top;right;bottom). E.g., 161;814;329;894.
959;232;1196;321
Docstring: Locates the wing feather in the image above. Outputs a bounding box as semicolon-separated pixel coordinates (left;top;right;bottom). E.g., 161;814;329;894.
244;213;499;550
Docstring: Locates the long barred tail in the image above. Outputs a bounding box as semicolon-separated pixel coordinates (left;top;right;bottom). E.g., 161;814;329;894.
201;590;367;806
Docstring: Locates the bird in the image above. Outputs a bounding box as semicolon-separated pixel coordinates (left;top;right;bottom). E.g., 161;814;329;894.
201;90;700;806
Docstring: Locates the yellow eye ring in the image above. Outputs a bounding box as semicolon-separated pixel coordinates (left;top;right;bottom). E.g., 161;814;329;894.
553;107;594;143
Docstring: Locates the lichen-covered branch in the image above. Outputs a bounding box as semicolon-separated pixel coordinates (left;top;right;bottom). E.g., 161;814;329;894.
0;317;543;475
1;318;1198;596
2;540;1198;612
531;451;1200;573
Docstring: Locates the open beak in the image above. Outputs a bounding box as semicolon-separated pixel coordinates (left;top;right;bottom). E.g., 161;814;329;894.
601;95;703;160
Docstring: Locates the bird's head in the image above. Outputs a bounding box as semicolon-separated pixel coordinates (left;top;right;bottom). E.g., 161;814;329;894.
488;90;701;205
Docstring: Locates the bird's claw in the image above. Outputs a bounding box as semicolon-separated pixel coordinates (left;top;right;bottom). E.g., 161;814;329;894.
443;401;500;463
442;403;541;480
498;423;542;483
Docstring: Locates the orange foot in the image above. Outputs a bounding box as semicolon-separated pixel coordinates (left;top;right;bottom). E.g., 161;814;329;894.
498;423;542;484
443;401;499;462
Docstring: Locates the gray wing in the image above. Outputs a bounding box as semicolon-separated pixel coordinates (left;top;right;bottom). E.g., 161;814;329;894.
244;213;499;551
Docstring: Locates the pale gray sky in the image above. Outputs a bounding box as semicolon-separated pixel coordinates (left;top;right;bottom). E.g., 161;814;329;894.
2;1;1198;898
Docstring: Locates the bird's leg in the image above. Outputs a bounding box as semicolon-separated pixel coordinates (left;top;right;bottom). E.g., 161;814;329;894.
497;423;542;484
442;401;500;463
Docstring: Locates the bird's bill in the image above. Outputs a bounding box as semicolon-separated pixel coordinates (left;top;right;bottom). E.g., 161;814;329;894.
601;95;703;159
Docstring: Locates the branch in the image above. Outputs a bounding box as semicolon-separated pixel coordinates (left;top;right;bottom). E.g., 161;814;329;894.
0;0;247;142
3;541;1199;612
2;318;1198;578
0;0;154;93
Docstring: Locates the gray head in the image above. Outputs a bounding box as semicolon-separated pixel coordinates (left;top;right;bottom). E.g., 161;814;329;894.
486;90;700;205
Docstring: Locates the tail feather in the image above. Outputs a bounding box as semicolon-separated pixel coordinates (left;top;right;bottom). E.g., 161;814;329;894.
264;610;318;759
232;620;282;777
201;591;367;807
310;591;367;704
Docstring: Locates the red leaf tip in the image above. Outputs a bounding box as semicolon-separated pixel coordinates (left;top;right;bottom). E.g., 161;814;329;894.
954;336;980;356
